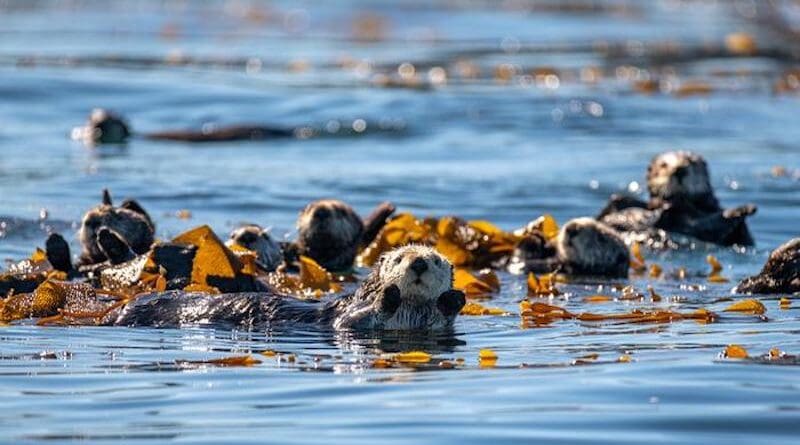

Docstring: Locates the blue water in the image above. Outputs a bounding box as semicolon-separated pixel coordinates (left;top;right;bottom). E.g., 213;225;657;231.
1;1;800;443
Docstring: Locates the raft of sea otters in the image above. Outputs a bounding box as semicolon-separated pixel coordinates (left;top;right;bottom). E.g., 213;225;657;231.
1;115;797;330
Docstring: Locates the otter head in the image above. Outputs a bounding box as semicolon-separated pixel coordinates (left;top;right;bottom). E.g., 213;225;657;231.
79;190;154;265
297;199;363;272
646;151;719;211
80;108;131;145
333;245;465;331
556;218;629;278
227;225;283;272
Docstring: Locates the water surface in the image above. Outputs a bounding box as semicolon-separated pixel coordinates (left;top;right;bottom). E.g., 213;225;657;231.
1;1;800;444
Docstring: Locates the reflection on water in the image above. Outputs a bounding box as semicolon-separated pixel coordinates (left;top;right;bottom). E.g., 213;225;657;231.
1;1;800;444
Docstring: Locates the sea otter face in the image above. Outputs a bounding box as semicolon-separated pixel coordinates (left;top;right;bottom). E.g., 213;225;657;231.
83;108;131;144
79;193;154;265
228;225;283;272
646;151;714;205
334;245;464;331
556;218;629;278
297;199;363;272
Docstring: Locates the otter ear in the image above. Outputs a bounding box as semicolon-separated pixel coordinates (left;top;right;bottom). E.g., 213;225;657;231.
120;199;153;227
437;289;466;317
102;189;113;206
381;284;402;316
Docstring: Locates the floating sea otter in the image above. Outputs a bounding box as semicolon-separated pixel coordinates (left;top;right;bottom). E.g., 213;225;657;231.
78;189;155;266
111;245;466;331
294;199;395;272
597;151;756;247
73;108;403;145
510;217;630;278
735;238;800;294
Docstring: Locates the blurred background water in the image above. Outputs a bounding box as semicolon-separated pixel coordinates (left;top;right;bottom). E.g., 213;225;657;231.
1;1;799;444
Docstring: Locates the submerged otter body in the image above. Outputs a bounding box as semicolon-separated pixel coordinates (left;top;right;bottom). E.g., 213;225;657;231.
74;109;400;145
597;151;756;247
735;238;800;294
111;245;466;331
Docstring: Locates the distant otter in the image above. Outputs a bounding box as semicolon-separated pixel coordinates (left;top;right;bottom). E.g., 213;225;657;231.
597;151;756;247
74;108;292;145
735;238;800;294
227;225;283;272
111;245;466;331
296;199;396;272
74;109;400;145
79;190;155;266
510;218;630;278
73;109;132;145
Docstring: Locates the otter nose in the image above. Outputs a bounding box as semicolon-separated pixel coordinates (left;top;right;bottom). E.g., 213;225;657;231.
314;208;331;220
410;257;428;276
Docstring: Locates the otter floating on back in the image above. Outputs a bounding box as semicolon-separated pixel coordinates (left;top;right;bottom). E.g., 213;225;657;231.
73;108;403;145
79;189;155;266
510;218;630;278
597;151;756;247
111;245;466;331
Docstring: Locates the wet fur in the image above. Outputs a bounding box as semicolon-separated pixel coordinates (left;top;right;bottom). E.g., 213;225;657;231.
111;245;464;331
297;199;364;272
598;151;755;247
556;218;630;278
736;238;800;294
79;191;155;265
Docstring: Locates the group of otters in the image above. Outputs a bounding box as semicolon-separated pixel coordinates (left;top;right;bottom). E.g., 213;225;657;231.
10;110;794;332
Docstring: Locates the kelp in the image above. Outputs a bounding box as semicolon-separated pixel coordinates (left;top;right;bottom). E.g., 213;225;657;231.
527;272;560;296
264;255;343;298
519;300;717;328
358;212;523;269
454;268;500;298
460;302;509;316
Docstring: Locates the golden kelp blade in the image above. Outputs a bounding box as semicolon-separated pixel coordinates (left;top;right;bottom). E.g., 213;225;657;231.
172;225;244;286
535;214;560;240
299;256;341;293
527;272;559;296
200;355;262;367
460;302;508;316
394;351;432;363
723;344;749;359
724;299;766;315
453;268;498;297
0;280;69;322
630;242;646;272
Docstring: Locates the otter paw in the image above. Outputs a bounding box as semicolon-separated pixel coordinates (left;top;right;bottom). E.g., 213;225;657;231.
437;290;466;317
723;204;757;219
45;233;73;273
381;284;402;315
97;227;135;265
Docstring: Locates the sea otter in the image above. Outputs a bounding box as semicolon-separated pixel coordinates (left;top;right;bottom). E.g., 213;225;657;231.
78;190;155;266
735;238;800;294
510;218;630;278
74;109;401;145
295;199;396;272
111;245;466;331
597;151;756;247
227;225;283;272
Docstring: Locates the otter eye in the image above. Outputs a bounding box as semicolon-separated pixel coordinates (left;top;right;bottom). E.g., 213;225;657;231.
394;256;403;265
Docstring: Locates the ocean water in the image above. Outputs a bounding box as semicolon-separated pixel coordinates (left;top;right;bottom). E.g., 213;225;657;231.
1;1;799;443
